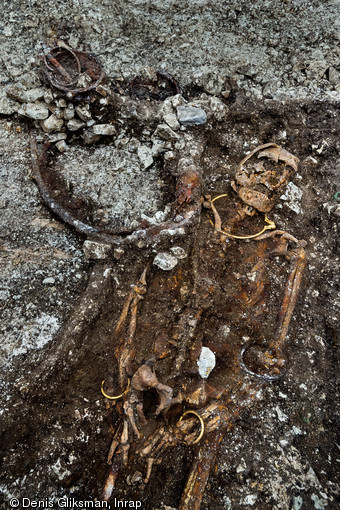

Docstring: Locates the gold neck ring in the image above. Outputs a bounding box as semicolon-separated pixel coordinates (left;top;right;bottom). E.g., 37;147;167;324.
210;194;276;239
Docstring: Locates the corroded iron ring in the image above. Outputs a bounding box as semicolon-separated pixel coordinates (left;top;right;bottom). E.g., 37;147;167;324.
240;342;286;382
43;45;105;94
31;137;202;245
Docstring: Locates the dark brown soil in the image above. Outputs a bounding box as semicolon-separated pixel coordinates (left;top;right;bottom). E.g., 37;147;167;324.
1;98;339;510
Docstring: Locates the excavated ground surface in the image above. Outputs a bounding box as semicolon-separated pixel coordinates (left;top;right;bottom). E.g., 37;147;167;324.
0;2;340;510
1;98;339;510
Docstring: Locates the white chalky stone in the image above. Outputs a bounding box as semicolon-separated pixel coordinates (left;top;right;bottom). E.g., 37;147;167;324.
170;246;187;259
280;182;303;214
197;346;216;379
23;103;49;120
67;118;86;131
41;114;64;133
153;252;178;271
92;124;116;135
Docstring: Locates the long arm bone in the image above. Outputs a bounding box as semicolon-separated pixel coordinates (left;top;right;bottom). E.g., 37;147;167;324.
114;267;147;386
270;244;307;354
254;231;307;355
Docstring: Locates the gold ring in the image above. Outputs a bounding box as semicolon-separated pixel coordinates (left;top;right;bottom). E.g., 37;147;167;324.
101;378;130;400
210;194;276;239
178;410;205;445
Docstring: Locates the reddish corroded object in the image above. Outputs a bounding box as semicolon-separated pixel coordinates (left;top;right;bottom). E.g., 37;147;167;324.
43;43;105;95
30;137;202;245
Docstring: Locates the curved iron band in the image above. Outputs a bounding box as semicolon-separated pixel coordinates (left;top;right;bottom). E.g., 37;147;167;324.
43;46;81;88
43;46;105;94
30;137;202;244
239;343;286;382
156;69;182;95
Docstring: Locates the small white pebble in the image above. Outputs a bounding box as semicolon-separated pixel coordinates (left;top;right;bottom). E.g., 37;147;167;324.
275;406;289;422
170;246;187;259
153;252;178;271
55;140;68;152
197;346;216;378
242;494;257;506
42;277;55;285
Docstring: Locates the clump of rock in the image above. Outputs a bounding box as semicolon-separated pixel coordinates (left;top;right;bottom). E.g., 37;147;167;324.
177;106;207;126
153;252;179;271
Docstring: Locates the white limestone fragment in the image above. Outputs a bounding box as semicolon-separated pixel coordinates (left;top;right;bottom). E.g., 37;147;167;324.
92;124;116;135
20;102;49;120
41;114;64;133
275;406;289;422
197;346;216;378
82;129;101;144
242;495;257;506
67;118;86;131
163;112;180;131
42;277;55;285
137;145;154;169
170;246;187;259
25;88;45;102
280;182;303;214
83;240;111;259
13;312;60;356
153;123;180;141
0;96;18;114
153;252;178;271
75;104;92;122
56;140;68;152
63;106;75;120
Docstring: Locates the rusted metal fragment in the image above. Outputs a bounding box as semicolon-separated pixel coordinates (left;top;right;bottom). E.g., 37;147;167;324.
42;42;105;95
174;166;201;214
30;137;202;245
129;69;181;101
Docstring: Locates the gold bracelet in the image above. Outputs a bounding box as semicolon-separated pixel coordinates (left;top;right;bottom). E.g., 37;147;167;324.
178;410;205;445
101;378;130;400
